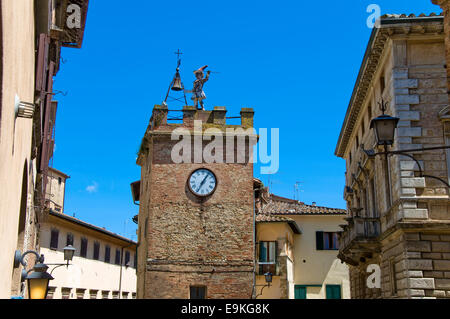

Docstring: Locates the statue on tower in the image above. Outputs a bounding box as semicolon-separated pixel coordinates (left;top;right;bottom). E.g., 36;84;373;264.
191;65;211;110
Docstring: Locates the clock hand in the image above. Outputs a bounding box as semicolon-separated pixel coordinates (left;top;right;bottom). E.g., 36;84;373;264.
197;175;209;192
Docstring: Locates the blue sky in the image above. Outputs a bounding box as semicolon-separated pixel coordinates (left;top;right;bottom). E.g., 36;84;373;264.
53;0;440;240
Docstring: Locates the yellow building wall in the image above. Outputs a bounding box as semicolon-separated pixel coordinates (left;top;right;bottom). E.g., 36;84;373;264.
292;215;350;299
256;223;295;299
0;0;36;298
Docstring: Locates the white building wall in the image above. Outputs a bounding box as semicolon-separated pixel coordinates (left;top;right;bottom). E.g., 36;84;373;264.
40;222;137;299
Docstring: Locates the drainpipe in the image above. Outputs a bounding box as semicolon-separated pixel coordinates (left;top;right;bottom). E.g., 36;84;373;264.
119;243;134;299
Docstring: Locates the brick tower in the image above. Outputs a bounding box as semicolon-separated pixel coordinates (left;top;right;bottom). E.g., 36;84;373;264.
135;104;256;299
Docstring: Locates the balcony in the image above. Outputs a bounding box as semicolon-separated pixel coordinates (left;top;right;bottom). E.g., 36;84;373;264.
338;217;381;265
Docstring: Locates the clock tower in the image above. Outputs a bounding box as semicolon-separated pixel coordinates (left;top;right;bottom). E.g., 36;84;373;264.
135;104;257;299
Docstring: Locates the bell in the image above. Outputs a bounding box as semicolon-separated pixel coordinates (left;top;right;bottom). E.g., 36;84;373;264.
171;72;183;91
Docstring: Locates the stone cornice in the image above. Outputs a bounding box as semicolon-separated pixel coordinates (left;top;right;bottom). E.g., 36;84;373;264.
335;15;444;158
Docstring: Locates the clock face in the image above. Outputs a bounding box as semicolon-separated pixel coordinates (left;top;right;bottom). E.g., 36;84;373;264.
188;169;217;197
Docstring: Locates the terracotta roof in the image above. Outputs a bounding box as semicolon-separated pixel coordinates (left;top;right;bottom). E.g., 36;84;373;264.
49;210;137;246
261;194;346;216
256;213;302;234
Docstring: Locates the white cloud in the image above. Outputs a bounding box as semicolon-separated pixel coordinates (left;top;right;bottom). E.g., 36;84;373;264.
86;182;98;193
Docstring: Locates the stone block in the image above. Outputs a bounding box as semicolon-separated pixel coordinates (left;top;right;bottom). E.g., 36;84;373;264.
396;95;420;105
402;209;428;219
421;234;440;241
435;279;450;289
422;253;442;259
398;111;420;121
434;260;450;271
406;241;432;253
396;105;411;111
394;79;419;89
397;127;422;137
408;278;435;289
401;178;425;188
432;242;450;253
407;259;433;270
400;160;424;171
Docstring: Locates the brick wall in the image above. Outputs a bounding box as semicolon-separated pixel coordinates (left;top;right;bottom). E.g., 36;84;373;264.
137;107;256;299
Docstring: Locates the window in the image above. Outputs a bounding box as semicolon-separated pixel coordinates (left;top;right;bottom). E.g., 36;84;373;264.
125;250;131;267
112;291;119;299
66;233;74;246
380;76;385;94
105;245;111;263
50;229;59;250
370;178;378;218
390;259;397;296
80;237;88;258
61;287;71;299
133;253;137;269
122;292;129;299
115;249;121;265
190;286;206;299
76;288;86;299
89;289;98;299
316;232;339;250
58;177;62;185
258;241;277;274
46;287;56;299
93;242;100;260
326;285;342;299
102;291;109;299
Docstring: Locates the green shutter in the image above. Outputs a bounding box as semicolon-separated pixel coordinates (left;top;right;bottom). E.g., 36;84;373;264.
294;286;307;299
316;231;324;250
326;285;342;299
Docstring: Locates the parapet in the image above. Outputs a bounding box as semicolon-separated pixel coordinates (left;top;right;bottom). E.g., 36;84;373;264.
150;105;254;130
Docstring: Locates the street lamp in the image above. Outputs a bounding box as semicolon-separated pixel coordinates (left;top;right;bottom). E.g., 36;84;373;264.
362;99;450;188
13;250;53;299
63;245;76;264
370;114;399;146
264;272;273;286
26;263;53;300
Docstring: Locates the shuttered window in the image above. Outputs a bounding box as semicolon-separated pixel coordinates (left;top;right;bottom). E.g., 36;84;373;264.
80;237;88;258
258;241;277;275
316;231;339;250
124;251;130;266
104;246;111;263
93;242;100;260
190;286;206;299
115;249;121;265
50;229;59;250
326;285;342;299
66;233;74;246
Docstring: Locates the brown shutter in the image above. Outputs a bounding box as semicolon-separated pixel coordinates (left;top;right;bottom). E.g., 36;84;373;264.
40;61;55;173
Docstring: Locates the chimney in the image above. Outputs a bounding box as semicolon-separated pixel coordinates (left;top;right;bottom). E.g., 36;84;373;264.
312;202;316;207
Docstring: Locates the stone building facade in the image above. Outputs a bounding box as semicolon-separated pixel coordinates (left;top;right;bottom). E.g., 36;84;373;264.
135;105;256;299
0;0;89;298
335;13;450;299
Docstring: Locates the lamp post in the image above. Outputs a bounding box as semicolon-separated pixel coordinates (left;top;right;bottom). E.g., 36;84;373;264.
362;100;450;188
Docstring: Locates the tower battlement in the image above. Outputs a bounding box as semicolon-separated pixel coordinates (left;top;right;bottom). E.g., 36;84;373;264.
150;105;254;130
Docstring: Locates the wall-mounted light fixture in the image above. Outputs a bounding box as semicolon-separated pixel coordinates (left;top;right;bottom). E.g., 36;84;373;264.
362;99;450;188
254;272;273;299
14;94;35;119
13;246;76;299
